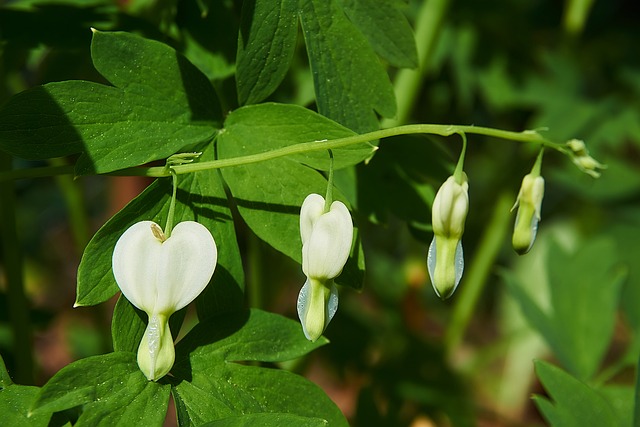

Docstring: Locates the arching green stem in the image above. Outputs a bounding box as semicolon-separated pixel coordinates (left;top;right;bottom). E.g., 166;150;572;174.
0;125;569;182
324;150;334;213
453;133;467;184
164;169;178;239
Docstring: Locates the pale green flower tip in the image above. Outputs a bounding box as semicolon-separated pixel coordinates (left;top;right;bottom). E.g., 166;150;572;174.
427;237;464;299
297;279;338;341
137;314;174;381
511;174;544;255
566;139;606;178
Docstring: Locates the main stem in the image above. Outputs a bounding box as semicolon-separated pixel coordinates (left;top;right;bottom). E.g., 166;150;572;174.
1;124;565;182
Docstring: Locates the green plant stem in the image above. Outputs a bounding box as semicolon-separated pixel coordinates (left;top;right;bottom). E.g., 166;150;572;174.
0;124;566;182
324;150;334;212
164;170;178;238
382;0;451;127
444;191;513;357
0;152;34;385
453;133;467;183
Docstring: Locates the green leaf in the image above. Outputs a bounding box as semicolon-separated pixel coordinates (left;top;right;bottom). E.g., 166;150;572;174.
507;237;625;381
533;360;619;427
172;309;347;426
299;0;396;132
31;352;170;426
0;354;11;387
236;0;298;105
221;103;376;170
218;107;365;290
337;0;417;68
0;30;222;175
76;144;244;308
0;384;50;427
201;413;328;427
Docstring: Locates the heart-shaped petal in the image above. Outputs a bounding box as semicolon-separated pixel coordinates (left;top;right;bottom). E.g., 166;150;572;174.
112;220;217;315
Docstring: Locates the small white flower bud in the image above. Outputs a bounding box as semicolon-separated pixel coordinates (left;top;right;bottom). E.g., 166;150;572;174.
427;174;469;299
297;194;353;341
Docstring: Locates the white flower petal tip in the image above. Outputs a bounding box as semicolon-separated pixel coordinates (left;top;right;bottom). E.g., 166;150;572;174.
297;278;338;342
112;220;217;380
427;237;464;300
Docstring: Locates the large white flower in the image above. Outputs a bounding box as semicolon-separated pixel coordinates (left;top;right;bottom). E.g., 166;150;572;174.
297;194;353;341
112;220;217;380
427;174;469;299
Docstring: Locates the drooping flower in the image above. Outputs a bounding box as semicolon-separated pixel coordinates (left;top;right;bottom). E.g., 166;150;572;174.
112;220;217;381
427;173;469;299
511;173;545;255
297;194;353;342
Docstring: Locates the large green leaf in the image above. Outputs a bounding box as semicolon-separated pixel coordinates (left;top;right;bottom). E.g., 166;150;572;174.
299;0;396;132
221;103;376;170
0;30;221;175
236;0;298;105
0;356;50;427
76;144;244;309
506;237;625;381
218;106;365;290
337;0;417;68
172;309;347;426
533;360;620;427
31;352;170;426
201;413;328;427
235;0;399;131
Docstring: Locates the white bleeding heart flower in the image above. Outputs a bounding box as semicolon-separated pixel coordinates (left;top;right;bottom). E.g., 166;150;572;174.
297;194;353;342
427;173;469;299
112;220;217;381
511;173;545;255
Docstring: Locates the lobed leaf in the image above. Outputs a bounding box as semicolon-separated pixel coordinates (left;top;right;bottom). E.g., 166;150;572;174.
236;0;298;105
0;30;222;175
299;0;396;132
533;360;619;427
337;0;418;68
31;352;170;427
507;237;625;381
172;309;346;426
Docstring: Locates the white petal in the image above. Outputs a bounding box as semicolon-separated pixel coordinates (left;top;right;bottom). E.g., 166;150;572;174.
427;237;464;299
300;194;326;245
154;221;217;312
302;201;353;280
112;221;163;313
112;221;217;315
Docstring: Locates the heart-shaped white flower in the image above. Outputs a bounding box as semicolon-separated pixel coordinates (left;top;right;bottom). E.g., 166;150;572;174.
112;220;217;380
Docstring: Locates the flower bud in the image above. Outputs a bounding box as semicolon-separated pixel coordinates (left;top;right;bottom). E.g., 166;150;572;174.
112;221;217;380
427;174;469;299
566;139;606;178
297;194;353;341
511;174;545;255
